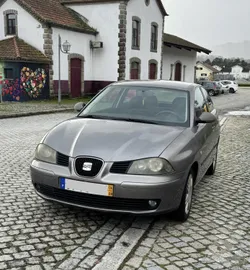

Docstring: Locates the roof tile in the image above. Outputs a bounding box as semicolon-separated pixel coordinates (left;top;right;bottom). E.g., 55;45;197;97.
11;0;98;34
61;0;168;16
0;37;51;63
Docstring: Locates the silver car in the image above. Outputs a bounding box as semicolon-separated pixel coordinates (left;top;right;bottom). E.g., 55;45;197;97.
30;80;220;222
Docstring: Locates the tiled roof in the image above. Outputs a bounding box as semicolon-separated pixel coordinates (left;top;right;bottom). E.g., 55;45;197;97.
0;0;97;34
0;37;51;63
163;33;211;55
199;62;220;73
61;0;168;16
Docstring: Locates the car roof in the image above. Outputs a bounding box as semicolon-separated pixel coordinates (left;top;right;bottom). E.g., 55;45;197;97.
110;80;197;91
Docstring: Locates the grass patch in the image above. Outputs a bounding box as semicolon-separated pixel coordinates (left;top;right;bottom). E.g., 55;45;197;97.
27;96;92;105
238;83;250;87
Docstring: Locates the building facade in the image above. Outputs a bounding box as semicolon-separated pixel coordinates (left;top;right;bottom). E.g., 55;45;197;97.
162;34;211;83
0;0;211;102
195;62;219;81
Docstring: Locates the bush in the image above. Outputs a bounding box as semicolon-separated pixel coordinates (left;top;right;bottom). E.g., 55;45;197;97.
238;83;250;87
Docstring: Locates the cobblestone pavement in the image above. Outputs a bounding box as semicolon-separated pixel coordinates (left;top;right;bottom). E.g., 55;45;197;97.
1;113;250;270
122;116;250;270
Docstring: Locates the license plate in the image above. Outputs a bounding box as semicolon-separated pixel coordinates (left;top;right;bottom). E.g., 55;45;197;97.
59;178;113;197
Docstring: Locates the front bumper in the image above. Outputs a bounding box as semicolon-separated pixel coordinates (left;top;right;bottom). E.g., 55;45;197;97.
30;160;188;215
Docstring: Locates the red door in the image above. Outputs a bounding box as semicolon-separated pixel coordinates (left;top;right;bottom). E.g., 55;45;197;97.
149;63;157;79
174;62;182;81
70;58;82;97
130;62;139;79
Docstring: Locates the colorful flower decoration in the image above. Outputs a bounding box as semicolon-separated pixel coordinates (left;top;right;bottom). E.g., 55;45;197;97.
20;67;47;98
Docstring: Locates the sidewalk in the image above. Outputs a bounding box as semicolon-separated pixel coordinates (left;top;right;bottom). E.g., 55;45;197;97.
0;101;77;119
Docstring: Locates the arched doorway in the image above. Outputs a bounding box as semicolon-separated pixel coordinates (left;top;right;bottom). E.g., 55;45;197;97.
174;62;182;81
70;58;82;97
130;61;140;79
149;63;157;79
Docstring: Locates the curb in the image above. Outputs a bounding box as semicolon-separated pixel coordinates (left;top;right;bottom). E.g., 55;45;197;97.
0;108;74;119
219;117;228;132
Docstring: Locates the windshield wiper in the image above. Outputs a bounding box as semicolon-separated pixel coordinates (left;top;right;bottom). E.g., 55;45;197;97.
119;118;160;125
78;115;111;119
78;115;159;125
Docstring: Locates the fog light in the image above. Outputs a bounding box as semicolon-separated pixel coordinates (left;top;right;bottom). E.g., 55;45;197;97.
148;200;157;208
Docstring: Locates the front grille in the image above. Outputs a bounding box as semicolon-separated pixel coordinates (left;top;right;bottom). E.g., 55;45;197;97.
110;161;132;174
75;157;103;177
35;184;161;211
57;152;69;167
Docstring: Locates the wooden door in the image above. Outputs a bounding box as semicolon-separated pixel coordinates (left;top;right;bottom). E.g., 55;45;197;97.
149;63;157;79
70;58;82;97
174;62;182;81
130;62;139;79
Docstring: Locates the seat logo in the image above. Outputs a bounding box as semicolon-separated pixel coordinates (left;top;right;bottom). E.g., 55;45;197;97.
82;162;92;171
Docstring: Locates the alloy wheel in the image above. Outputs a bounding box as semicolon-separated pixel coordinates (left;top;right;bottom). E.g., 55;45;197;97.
185;174;194;215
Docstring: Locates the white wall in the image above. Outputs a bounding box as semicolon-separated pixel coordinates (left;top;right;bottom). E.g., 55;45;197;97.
0;0;44;52
125;0;163;80
241;72;250;79
162;46;197;83
231;65;243;74
195;63;213;80
65;2;120;82
52;28;93;81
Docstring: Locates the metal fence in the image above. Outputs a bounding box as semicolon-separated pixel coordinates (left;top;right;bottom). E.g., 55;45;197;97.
213;74;235;81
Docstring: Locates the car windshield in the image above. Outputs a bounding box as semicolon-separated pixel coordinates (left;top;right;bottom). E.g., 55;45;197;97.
78;85;190;127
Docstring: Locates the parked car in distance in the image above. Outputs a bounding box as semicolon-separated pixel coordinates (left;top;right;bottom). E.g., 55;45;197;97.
30;80;220;222
216;81;229;94
220;80;238;93
199;81;222;96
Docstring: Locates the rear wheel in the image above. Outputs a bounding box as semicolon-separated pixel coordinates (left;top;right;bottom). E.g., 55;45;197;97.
173;170;194;222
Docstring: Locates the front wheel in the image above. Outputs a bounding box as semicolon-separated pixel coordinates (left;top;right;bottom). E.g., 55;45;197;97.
229;88;235;93
208;90;215;96
173;170;194;222
206;147;218;175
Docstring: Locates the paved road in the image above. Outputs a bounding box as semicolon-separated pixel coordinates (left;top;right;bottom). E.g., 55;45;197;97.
211;87;250;115
0;110;250;269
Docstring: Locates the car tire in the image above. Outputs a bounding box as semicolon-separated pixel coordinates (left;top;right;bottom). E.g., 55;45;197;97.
229;88;235;93
206;147;218;175
222;90;224;94
208;90;215;96
173;170;194;222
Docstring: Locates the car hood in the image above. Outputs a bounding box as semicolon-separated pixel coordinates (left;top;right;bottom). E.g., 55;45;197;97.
43;118;185;161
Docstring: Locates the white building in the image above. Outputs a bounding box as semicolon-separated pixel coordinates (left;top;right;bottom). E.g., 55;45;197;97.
0;0;211;102
213;65;222;72
195;62;219;81
162;34;211;83
231;65;250;79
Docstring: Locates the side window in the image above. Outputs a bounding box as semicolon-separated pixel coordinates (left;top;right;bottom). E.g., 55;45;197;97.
194;87;206;117
200;87;214;112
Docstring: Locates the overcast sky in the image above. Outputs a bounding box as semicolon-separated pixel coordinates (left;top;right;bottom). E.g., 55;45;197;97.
163;0;250;49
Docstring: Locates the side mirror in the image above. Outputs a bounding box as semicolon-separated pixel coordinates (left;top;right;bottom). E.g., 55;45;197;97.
74;102;86;112
196;112;217;124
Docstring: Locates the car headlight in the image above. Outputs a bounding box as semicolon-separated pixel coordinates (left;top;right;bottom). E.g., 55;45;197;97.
127;158;174;175
35;143;57;164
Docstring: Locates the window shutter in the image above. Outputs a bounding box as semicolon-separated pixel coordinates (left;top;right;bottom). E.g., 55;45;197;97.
4;14;7;36
15;14;18;36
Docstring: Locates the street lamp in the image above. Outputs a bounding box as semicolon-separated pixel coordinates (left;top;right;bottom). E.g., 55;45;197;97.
58;35;71;105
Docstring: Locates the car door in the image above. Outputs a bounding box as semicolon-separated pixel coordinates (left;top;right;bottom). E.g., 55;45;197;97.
200;86;220;157
194;87;214;182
